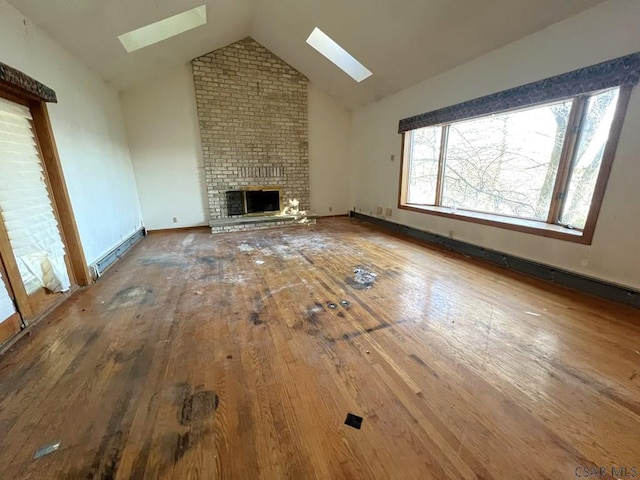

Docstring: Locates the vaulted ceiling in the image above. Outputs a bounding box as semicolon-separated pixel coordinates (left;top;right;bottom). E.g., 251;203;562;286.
9;0;607;109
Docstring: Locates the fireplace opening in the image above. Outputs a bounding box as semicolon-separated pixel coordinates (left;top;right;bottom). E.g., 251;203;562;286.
247;190;279;213
225;189;281;216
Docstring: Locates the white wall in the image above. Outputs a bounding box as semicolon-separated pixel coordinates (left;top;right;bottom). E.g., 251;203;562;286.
0;0;143;265
350;0;640;290
120;65;352;229
121;63;208;230
309;84;351;216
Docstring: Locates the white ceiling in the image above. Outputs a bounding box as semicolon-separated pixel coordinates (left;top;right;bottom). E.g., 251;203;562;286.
9;0;607;109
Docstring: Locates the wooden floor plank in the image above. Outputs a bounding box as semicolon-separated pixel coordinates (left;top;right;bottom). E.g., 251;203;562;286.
0;217;638;479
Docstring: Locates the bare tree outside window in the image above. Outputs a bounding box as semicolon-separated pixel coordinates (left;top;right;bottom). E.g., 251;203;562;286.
402;87;620;232
407;126;441;204
442;100;572;219
560;89;619;228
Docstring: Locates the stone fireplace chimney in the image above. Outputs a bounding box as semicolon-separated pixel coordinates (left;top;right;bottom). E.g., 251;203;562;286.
192;38;313;233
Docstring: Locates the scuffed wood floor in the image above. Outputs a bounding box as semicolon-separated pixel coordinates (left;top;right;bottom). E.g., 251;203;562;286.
0;218;638;479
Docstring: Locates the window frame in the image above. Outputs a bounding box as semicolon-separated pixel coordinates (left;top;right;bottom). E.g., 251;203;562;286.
398;85;633;244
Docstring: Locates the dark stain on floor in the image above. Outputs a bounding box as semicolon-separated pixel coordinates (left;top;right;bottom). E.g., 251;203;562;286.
139;255;187;268
179;388;219;426
249;312;263;325
197;254;234;267
107;287;154;311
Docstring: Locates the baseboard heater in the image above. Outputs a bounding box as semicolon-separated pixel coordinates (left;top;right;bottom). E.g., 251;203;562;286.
350;211;640;309
90;227;146;279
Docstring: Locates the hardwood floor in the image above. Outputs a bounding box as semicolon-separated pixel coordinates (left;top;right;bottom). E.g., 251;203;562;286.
0;217;638;479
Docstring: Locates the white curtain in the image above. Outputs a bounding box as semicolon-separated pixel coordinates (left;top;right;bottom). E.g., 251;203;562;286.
0;97;70;294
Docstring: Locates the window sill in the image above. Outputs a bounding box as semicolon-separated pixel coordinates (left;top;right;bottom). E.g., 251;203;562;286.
398;203;591;244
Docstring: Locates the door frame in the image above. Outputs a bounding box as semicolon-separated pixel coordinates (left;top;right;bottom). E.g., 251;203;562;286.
0;80;92;324
0;255;21;343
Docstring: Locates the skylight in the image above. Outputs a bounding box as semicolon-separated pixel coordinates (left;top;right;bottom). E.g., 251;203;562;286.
306;27;372;82
118;5;207;53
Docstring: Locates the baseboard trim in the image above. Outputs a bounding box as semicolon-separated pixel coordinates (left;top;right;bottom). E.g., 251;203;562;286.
90;228;146;279
350;211;640;308
147;226;210;234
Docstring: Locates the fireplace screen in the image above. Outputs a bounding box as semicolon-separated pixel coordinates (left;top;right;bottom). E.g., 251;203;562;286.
226;189;280;216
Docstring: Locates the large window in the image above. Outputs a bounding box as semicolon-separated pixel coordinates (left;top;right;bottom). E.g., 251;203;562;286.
399;85;630;243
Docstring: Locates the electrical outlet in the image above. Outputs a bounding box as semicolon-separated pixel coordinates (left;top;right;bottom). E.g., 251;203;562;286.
376;206;383;215
385;208;392;217
329;206;332;212
172;217;178;224
390;154;395;162
449;230;454;239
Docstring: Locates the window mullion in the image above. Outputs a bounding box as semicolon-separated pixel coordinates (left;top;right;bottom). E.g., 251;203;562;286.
434;125;449;206
546;97;588;224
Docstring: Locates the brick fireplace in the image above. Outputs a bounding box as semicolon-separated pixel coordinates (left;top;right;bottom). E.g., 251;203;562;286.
192;38;315;233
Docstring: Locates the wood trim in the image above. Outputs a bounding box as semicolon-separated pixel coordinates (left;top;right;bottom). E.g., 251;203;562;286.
29;101;92;286
0;312;21;346
317;214;350;219
398;203;588;243
146;226;210;234
0;88;31;107
0;252;18;304
581;85;633;243
27;287;68;318
29;117;76;285
0;61;57;103
546;97;587;224
397;133;409;207
398;86;635;245
0;218;33;319
434;126;449;205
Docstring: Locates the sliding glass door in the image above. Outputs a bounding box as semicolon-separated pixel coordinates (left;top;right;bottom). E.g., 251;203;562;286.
0;95;72;345
0;260;21;345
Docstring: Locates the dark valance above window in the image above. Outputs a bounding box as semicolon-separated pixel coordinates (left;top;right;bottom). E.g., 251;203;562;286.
0;61;57;103
398;52;640;133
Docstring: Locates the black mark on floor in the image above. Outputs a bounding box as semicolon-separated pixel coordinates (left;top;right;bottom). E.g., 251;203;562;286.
85;392;131;480
168;384;217;467
409;353;427;367
249;312;263;325
174;430;191;463
130;438;152;480
409;353;440;378
179;387;219;426
344;413;363;429
330;319;408;342
337;312;345;318
300;252;315;264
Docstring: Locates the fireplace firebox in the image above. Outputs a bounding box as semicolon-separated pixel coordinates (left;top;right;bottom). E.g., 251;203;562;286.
225;189;281;216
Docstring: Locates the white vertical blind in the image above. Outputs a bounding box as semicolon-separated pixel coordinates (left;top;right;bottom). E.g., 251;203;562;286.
0;97;70;294
0;272;15;322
